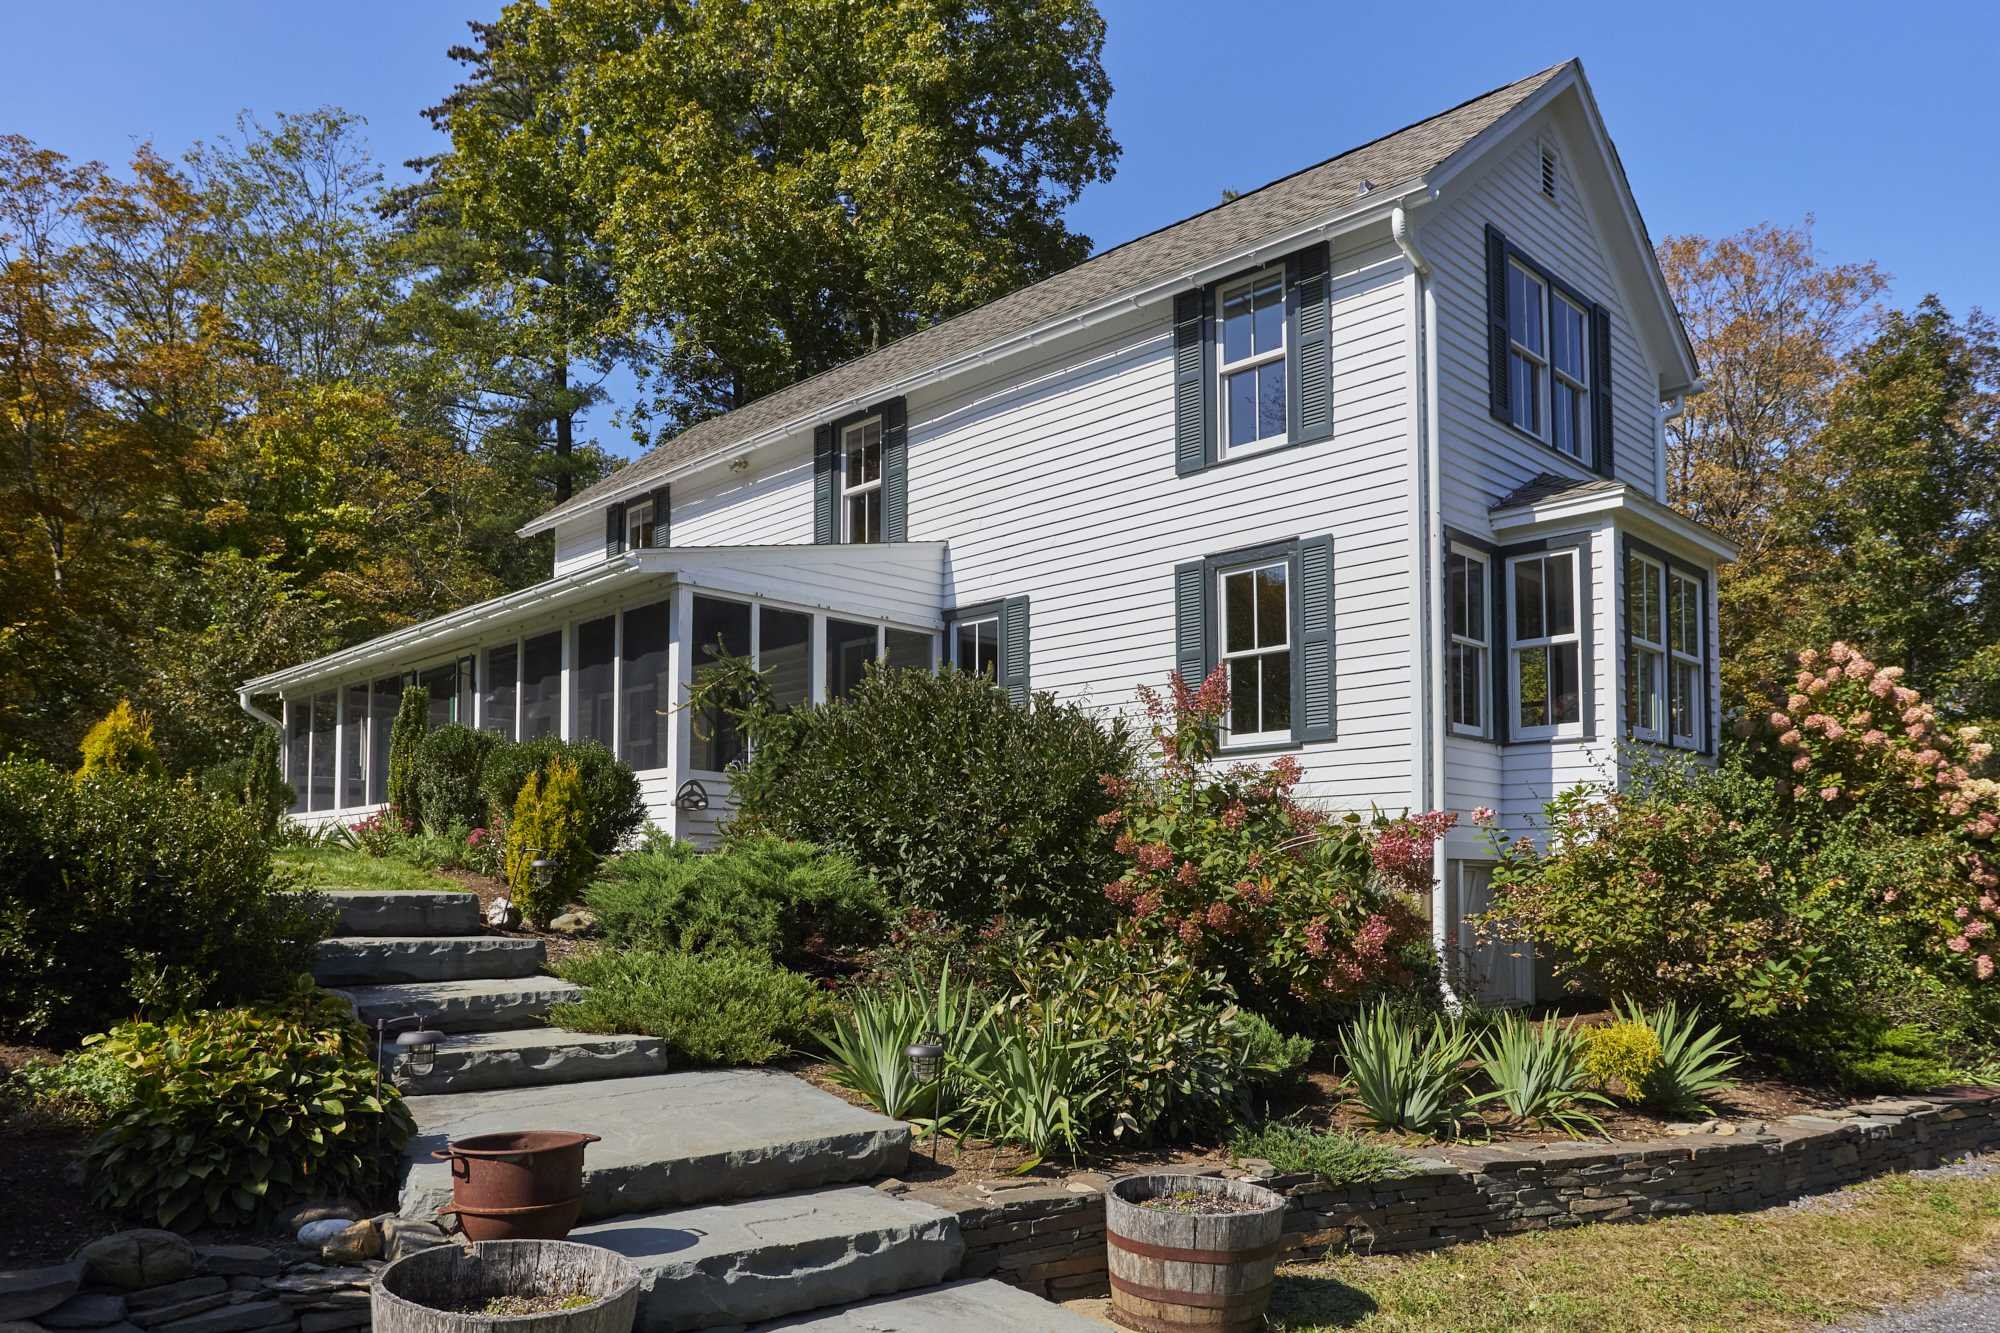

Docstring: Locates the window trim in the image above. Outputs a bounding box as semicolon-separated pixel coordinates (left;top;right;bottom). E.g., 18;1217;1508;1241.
1446;540;1493;739
839;414;883;545
1624;548;1667;744
1622;534;1712;755
1187;538;1308;754
1668;569;1705;750
1494;534;1595;744
1215;556;1295;747
1215;264;1289;461
626;500;655;552
1488;228;1609;476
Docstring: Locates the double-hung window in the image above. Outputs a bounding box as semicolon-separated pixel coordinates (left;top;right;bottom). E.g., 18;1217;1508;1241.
1507;549;1582;737
841;416;883;544
1625;550;1666;741
1488;226;1607;472
1668;571;1703;747
626;500;656;551
1506;262;1547;439
1447;547;1490;736
1218;560;1292;744
1550;293;1589;460
952;616;1000;678
1217;267;1287;457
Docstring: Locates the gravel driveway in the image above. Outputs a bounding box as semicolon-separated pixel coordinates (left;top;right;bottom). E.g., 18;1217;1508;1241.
1830;1154;2000;1332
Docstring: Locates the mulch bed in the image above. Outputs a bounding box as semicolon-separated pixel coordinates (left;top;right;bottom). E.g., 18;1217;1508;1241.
0;1042;123;1266
436;868;594;969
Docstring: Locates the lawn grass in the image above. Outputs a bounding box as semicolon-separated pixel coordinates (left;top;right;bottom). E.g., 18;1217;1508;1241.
274;845;459;892
1270;1169;2000;1333
1230;1122;1409;1185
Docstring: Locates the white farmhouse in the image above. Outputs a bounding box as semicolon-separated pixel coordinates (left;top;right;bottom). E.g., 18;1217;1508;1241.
244;59;1732;1004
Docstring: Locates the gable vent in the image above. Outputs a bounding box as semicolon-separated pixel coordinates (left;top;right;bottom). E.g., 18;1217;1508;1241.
1539;142;1559;201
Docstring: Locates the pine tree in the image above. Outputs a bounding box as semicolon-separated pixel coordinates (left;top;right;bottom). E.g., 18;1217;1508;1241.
386;686;430;826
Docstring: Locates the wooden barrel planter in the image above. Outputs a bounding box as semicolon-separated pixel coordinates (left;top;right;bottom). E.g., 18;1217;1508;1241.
1104;1174;1287;1332
434;1131;601;1241
374;1239;640;1333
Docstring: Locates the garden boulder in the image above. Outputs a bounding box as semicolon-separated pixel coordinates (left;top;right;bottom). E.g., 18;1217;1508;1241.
75;1232;194;1290
0;1261;82;1320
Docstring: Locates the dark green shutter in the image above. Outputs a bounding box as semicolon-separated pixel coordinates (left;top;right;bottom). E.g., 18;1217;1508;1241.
1173;289;1212;476
1485;224;1511;424
1287;244;1333;443
1296;535;1335;741
604;501;626;558
1591;304;1614;477
649;485;671;547
812;423;837;544
881;397;908;542
1000;595;1030;708
1173;560;1208;687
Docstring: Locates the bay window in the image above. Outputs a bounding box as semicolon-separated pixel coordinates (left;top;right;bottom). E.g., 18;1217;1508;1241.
1669;570;1703;747
1447;547;1490;737
1508;549;1582;737
1625;550;1666;741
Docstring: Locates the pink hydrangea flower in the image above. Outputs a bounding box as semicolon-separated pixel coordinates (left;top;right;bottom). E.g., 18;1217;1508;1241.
1779;729;1804;748
1979;954;1996;980
1819;786;1841;801
1966;919;1993;940
1863;730;1888;746
1792;755;1812;773
1770;711;1793;730
1956;905;1973;920
1471;805;1496;825
1949;934;1972;953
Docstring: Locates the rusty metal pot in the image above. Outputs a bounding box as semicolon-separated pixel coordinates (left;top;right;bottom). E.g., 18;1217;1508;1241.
433;1130;601;1241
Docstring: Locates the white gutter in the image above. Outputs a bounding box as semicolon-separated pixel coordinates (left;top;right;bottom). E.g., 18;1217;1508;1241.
519;182;1435;537
238;689;281;732
1392;197;1458;1005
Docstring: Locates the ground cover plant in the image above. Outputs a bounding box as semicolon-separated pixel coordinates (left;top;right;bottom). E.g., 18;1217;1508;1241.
552;948;835;1066
1229;1122;1408;1184
272;844;460;891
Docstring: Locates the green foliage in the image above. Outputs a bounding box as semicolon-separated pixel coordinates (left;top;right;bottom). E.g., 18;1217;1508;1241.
552;949;834;1067
481;735;644;856
1576;1020;1664;1101
76;700;164;779
1783;1019;1958;1096
956;1007;1106;1171
4;1046;137;1126
504;758;593;924
588;832;887;966
1233;1011;1316;1088
1339;1002;1483;1137
1229;1122;1407;1184
727;661;1136;931
0;759;328;1042
1476;1014;1611;1139
83;985;415;1229
819;965;993;1122
408;724;502;835
1104;672;1438;1018
199;725;292;841
385;686;429;822
1611;998;1742;1116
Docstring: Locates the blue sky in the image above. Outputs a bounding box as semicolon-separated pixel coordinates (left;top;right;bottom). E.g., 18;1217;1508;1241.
4;0;1993;456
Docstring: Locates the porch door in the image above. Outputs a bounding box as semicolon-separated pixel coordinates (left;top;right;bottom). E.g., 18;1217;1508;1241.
1457;862;1533;1007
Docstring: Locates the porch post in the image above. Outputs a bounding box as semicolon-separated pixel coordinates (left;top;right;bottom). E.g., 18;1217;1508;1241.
667;583;694;842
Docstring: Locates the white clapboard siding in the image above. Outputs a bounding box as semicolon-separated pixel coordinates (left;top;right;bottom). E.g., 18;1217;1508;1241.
553;513;608;576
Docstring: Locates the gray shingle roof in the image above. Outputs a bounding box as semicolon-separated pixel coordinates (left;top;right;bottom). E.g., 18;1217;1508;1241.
537;60;1572;532
1488;471;1625;511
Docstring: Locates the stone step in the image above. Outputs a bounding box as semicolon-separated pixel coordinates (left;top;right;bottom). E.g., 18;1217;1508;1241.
398;1069;909;1223
313;935;546;986
748;1279;1111;1331
574;1185;962;1332
389;1028;670;1095
331;976;582;1033
321;890;482;937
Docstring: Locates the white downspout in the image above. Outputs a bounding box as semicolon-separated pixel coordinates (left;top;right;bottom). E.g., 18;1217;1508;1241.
238;688;281;732
1392;200;1457;1005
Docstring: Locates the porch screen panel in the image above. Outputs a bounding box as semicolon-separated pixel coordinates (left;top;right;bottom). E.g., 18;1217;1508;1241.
341;683;368;807
419;663;458;729
309;691;336;812
573;616;616;746
760;607;811;712
884;628;933;672
826;618;877;701
369;677;399;805
520;632;562;739
691;596;751;771
620;601;671;771
483;645;518;741
285;701;308;812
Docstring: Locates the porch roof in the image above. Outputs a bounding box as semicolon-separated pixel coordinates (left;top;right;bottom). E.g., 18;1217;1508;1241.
240;542;949;696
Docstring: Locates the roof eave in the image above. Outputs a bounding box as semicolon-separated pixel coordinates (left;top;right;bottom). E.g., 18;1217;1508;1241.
1490;485;1739;563
516;180;1435;538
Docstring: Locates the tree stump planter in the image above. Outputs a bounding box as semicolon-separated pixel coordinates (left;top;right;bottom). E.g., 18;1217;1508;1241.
1104;1174;1286;1332
374;1239;640;1333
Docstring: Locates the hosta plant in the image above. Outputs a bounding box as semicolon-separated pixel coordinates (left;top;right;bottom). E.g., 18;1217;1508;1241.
1476;1013;1611;1138
1613;997;1740;1116
83;984;414;1228
1339;1002;1484;1136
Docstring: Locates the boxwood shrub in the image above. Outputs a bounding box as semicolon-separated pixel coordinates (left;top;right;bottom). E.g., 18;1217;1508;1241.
480;736;644;855
408;724;502;835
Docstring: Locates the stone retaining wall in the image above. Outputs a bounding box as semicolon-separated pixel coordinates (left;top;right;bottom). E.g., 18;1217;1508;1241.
916;1087;2000;1302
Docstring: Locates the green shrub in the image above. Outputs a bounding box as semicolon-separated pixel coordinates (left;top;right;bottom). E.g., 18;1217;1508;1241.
588;832;887;966
0;759;329;1042
1476;1013;1610;1138
77;700;165;779
4;1046;136;1126
957;1006;1105;1169
201;729;291;840
481;736;644;856
84;985;414;1228
1612;997;1741;1116
725;661;1137;931
1577;1020;1664;1101
505;759;593;924
1339;1002;1481;1136
551;949;834;1066
1233;1011;1315;1088
1229;1122;1407;1184
820;965;994;1121
1788;1019;1958;1095
385;686;429;823
409;725;501;836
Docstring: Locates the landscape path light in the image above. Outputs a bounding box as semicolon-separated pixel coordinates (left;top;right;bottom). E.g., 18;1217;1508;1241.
905;1032;947;1166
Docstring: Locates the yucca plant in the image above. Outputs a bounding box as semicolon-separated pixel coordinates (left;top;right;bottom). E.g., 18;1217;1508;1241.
1613;997;1740;1116
958;1009;1107;1171
819;965;994;1121
1339;1002;1484;1136
1476;1012;1611;1138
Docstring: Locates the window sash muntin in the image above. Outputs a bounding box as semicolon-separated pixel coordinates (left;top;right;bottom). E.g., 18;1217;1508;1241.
1216;266;1288;456
840;417;883;544
1507;550;1582;736
1505;257;1592;457
1217;559;1292;744
1624;551;1666;741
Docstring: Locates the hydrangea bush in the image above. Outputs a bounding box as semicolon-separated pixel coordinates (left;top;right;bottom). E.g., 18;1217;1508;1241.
1099;669;1440;1019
